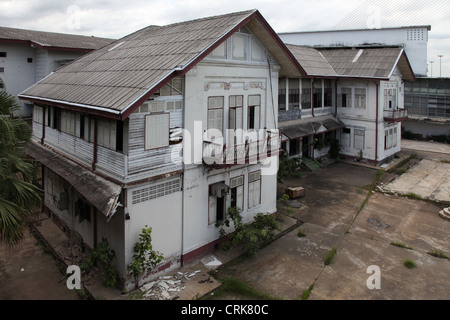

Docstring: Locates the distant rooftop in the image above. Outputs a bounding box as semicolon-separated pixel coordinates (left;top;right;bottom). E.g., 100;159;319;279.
0;26;115;51
279;25;432;35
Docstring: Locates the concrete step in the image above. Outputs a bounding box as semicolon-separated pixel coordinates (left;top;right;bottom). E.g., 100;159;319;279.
439;208;450;221
302;158;321;171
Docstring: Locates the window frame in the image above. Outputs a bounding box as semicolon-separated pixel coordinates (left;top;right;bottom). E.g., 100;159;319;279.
355;88;367;109
247;95;261;130
144;113;170;151
248;170;261;209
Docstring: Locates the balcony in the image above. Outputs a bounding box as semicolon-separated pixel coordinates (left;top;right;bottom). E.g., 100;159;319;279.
383;109;408;122
203;133;280;169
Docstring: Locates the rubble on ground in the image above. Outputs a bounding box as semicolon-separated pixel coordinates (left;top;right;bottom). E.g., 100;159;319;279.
140;270;205;300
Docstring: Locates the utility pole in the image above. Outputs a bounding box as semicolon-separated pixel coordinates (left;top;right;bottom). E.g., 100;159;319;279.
429;61;434;77
438;55;444;77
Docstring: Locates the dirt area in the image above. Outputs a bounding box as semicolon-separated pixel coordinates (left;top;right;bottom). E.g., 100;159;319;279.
212;158;450;300
0;228;80;300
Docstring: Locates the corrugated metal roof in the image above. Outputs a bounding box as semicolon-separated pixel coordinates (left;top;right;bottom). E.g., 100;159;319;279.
0;26;114;50
20;10;306;117
319;47;403;78
20;10;259;114
27;141;122;218
286;45;336;76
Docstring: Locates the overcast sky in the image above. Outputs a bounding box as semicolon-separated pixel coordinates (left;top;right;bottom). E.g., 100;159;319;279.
0;0;449;76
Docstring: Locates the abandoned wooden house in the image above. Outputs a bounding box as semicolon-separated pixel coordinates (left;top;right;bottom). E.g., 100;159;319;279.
19;10;306;289
278;44;415;165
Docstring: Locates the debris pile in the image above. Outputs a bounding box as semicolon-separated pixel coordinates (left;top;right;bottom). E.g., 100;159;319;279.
140;270;202;300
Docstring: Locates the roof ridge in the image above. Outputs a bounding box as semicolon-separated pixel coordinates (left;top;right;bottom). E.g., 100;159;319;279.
0;25;114;41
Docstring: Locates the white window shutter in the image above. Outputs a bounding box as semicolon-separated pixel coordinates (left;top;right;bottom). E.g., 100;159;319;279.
237;185;244;211
209;196;217;225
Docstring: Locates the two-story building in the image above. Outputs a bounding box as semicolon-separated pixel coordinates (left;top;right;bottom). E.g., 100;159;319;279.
278;44;415;164
20;10;305;289
0;26;113;117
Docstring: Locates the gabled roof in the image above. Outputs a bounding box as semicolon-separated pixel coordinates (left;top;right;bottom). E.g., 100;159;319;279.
319;47;415;81
0;26;114;51
19;10;305;119
286;44;415;81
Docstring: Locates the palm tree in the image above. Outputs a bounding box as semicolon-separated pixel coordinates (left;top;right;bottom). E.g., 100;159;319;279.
0;90;42;246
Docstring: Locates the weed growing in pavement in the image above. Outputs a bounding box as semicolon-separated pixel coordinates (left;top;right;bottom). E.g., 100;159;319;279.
324;247;337;266
403;260;417;269
390;241;413;250
427;249;450;260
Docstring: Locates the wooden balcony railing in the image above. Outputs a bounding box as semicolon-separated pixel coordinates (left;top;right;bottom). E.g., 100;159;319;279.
383;109;408;122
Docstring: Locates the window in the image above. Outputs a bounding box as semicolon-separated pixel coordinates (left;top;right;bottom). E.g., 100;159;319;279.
27;58;33;63
248;95;261;130
289;78;300;110
313;79;322;109
0;67;4;73
384;127;398;150
232;34;247;60
229;176;244;211
289;139;300;156
208;182;226;225
384;88;397;110
98;118;116;149
302;79;311;109
60;110;78;136
229;95;243;145
33;106;44;124
0;77;4;90
0;52;6;57
158;77;183;97
207;97;224;139
339;88;352;108
278;79;286;111
145;113;169;150
324;80;333;107
248;170;261;208
341;128;351;147
354;129;365;150
355;88;366;109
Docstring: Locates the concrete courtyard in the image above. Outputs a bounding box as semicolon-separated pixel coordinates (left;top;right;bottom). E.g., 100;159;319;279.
215;157;450;300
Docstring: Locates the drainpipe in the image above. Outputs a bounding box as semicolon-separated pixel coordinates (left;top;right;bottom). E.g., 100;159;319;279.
375;82;379;164
181;77;186;266
92;117;98;171
311;79;314;117
334;80;338;118
41;105;46;145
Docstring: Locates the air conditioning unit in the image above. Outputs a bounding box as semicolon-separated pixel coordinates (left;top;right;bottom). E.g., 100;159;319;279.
209;182;229;198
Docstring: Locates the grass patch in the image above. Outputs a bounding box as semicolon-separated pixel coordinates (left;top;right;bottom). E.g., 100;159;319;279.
300;283;315;300
403;259;417;269
404;192;423;201
297;230;306;238
212;278;278;300
427;249;450;260
390;241;413;250
324;247;337;266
